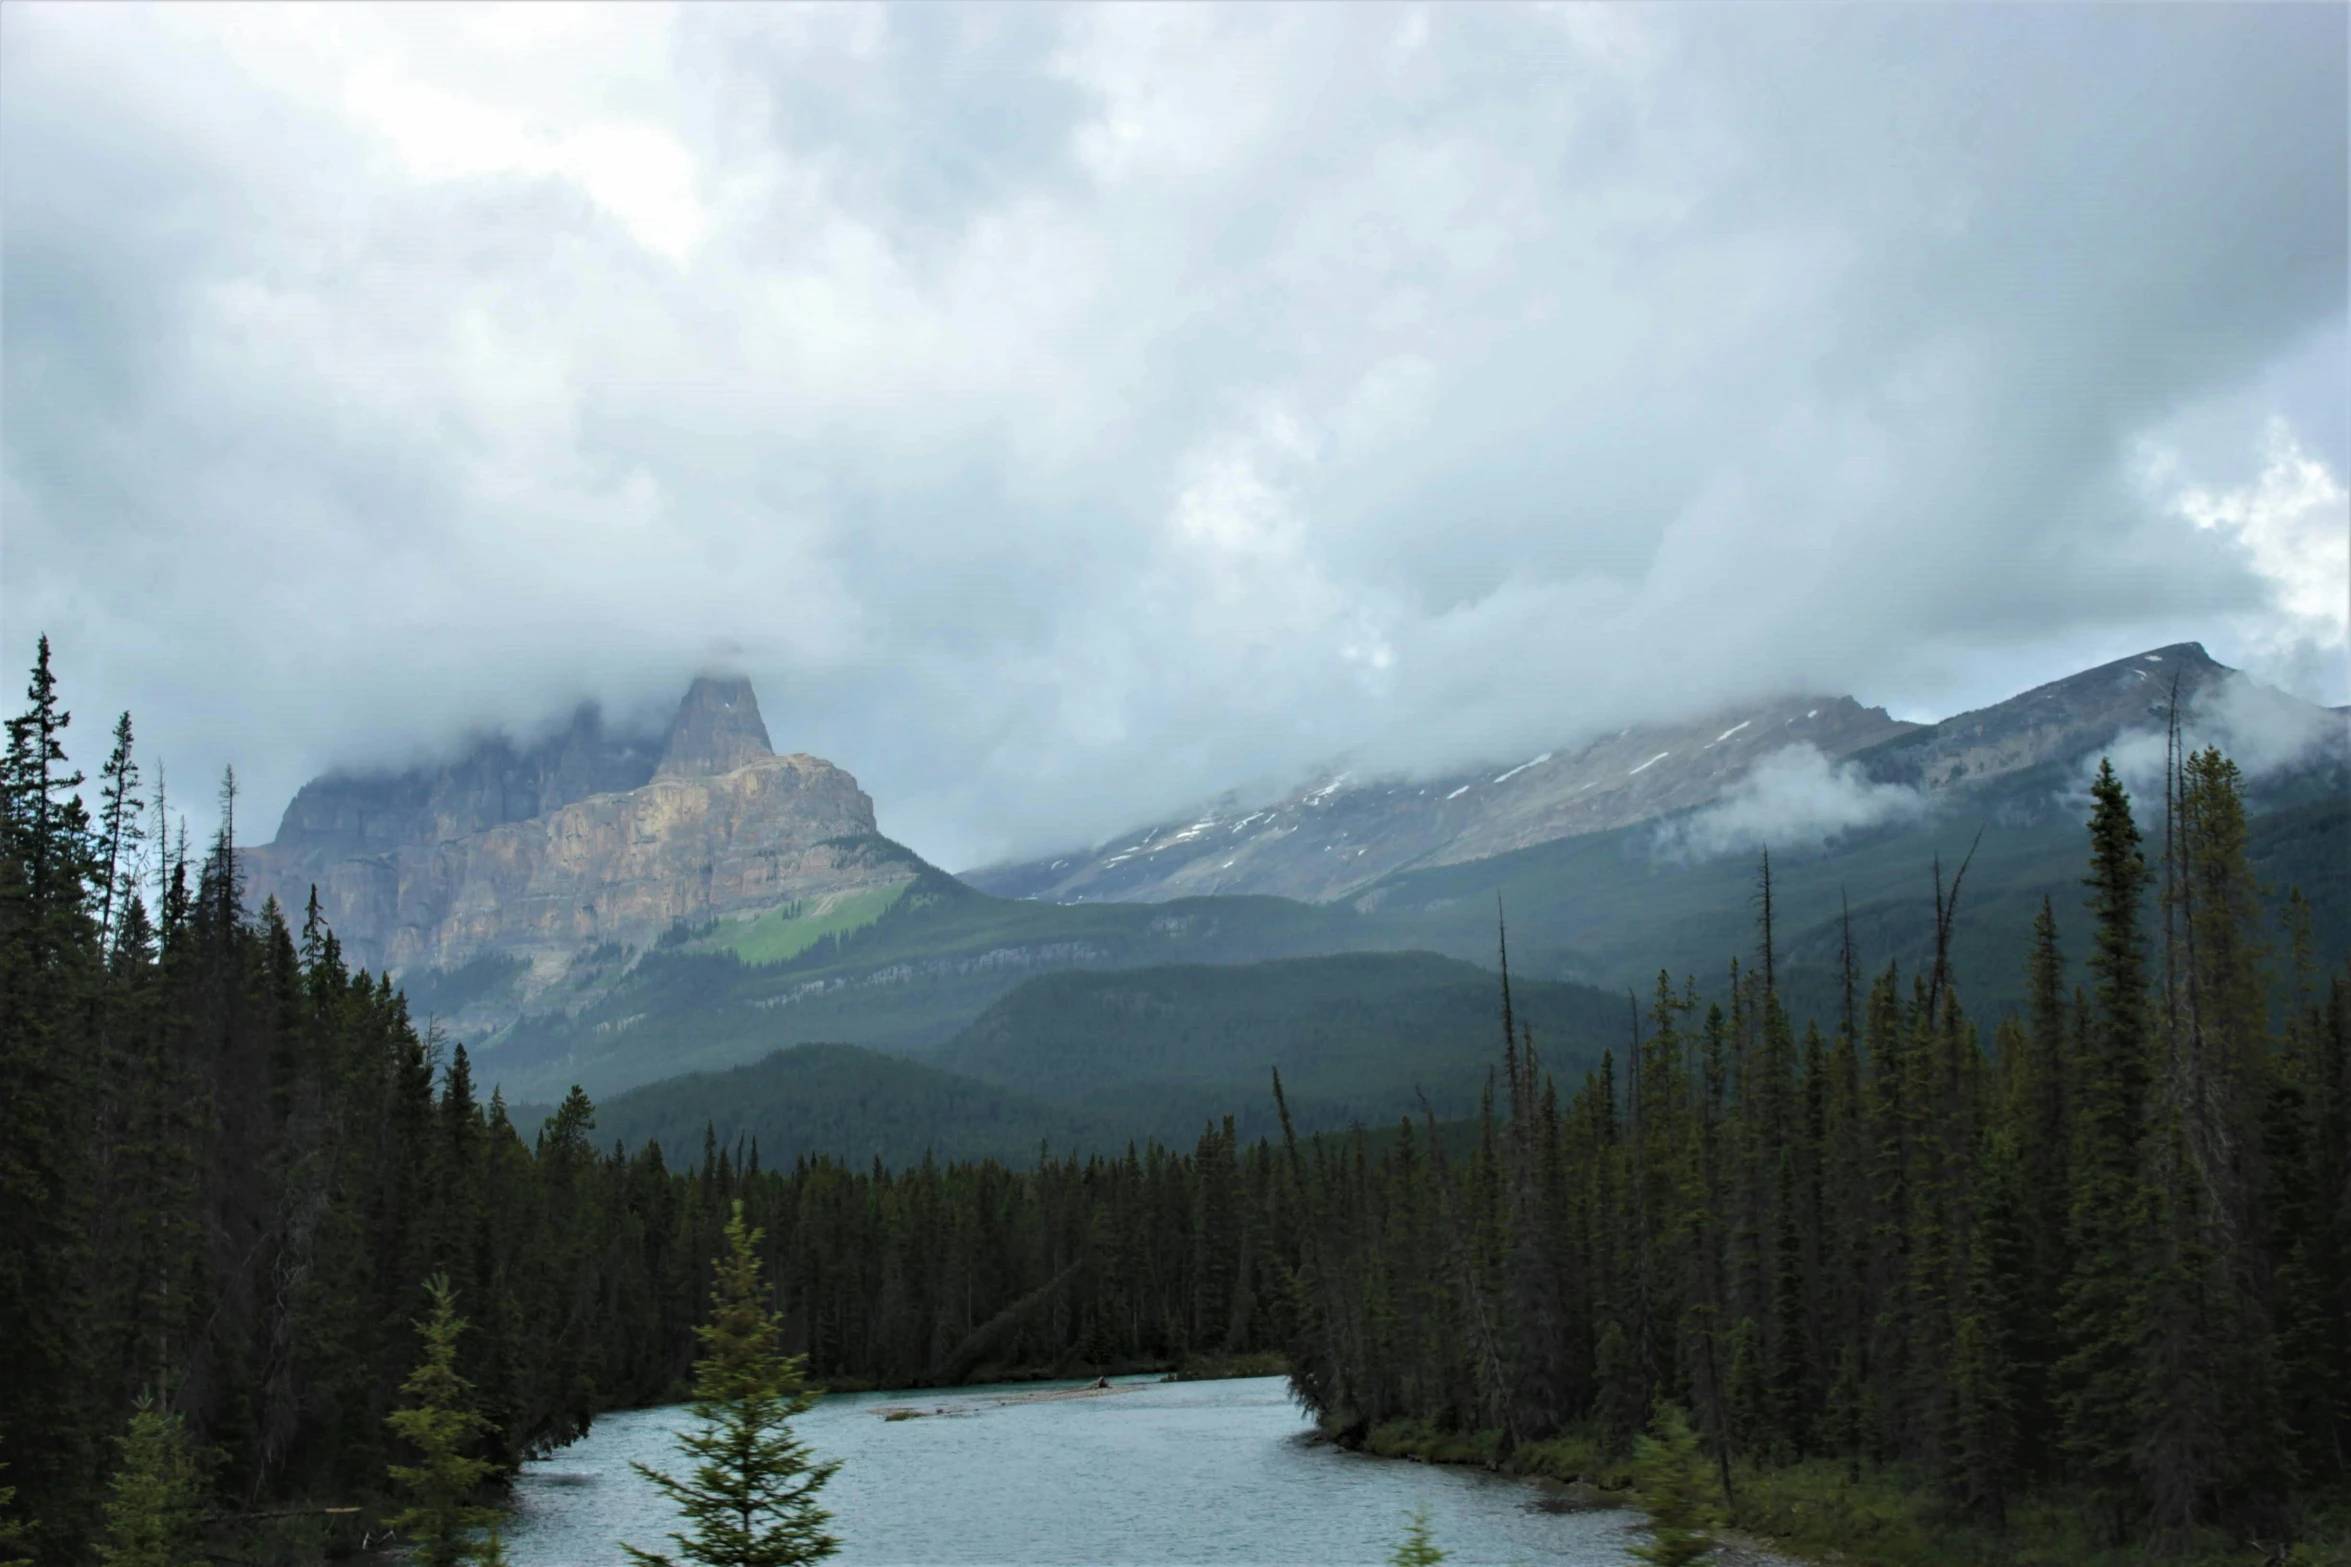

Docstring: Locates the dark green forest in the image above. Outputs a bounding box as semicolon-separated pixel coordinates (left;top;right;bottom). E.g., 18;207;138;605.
1280;752;2350;1553
6;636;2347;1563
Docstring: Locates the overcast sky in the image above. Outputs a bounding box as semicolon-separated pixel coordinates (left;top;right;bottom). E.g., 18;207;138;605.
4;3;2345;870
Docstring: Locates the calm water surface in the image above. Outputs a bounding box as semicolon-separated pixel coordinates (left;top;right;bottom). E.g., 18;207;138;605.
503;1375;1648;1566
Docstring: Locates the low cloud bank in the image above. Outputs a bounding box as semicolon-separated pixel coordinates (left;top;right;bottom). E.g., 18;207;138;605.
1653;744;1929;863
2091;671;2348;799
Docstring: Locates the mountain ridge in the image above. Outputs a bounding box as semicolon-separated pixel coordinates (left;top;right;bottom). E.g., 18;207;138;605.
966;641;2334;906
963;693;1916;905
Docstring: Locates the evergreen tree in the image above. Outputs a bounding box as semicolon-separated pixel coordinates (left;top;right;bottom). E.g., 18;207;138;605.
387;1277;504;1567
0;633;103;1559
1595;1319;1640;1451
626;1201;841;1567
97;1399;205;1567
1630;1402;1720;1567
2057;760;2152;1531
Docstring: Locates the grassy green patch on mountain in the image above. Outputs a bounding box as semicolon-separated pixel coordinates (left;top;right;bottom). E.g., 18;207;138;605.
712;883;909;965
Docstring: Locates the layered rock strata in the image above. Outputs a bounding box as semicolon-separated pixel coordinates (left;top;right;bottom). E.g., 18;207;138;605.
243;677;913;977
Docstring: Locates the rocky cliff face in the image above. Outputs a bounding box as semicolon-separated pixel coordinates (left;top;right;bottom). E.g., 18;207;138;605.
244;679;916;977
267;702;663;857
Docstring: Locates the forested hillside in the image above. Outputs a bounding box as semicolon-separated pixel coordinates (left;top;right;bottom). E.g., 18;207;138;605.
579;1043;1105;1172
932;950;1621;1119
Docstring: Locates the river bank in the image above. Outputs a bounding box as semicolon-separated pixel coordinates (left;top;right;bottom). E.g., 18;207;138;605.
808;1350;1288;1396
1333;1420;2351;1567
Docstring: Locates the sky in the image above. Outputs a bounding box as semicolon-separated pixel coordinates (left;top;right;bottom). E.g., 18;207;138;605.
4;2;2345;871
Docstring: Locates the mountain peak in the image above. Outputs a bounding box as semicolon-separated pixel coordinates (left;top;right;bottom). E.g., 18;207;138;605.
657;675;773;778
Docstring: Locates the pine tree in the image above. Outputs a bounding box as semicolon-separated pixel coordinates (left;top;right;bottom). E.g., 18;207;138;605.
1595;1319;1640;1451
1946;1129;2027;1525
94;712;143;958
1766;1145;1812;1459
387;1277;504;1567
2057;759;2153;1533
0;633;104;1558
97;1398;205;1567
1726;1316;1765;1457
626;1201;841;1567
1630;1401;1720;1567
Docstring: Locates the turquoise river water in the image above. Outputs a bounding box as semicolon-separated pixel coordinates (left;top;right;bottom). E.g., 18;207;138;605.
500;1374;1656;1566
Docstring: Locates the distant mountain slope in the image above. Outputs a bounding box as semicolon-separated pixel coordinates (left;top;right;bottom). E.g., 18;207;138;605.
466;870;1394;1103
1846;642;2244;802
931;950;1621;1120
1337;776;2347;1023
963;642;2341;913
964;694;1912;905
579;952;1623;1170
585;1044;1106;1172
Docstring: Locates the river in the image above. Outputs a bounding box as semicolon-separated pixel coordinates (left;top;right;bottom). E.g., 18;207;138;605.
500;1375;1653;1566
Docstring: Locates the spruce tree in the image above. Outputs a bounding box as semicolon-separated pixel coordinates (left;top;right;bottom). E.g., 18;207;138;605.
1630;1401;1720;1567
2058;759;2153;1533
97;1398;205;1567
626;1201;840;1567
387;1277;504;1567
1;634;103;1558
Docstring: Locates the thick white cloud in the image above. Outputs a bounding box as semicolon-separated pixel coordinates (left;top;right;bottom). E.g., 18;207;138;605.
2159;422;2350;702
3;2;2343;868
1653;745;1928;863
2095;672;2351;803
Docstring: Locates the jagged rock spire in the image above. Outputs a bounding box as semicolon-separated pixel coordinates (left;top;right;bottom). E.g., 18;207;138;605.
657;676;773;778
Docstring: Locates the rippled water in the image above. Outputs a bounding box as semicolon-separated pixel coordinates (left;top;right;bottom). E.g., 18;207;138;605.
503;1375;1648;1566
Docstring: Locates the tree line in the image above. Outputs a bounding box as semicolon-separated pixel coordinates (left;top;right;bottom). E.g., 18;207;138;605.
1276;728;2348;1547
